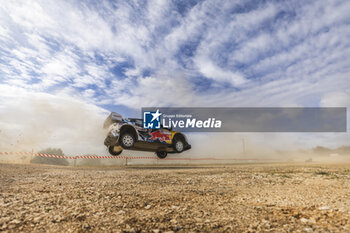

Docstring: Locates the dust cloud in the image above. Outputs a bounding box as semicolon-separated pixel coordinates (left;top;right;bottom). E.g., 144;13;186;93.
0;90;109;156
0;88;349;165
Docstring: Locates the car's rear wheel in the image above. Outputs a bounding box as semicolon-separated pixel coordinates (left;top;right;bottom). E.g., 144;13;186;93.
156;151;168;159
120;133;135;149
173;138;185;153
108;146;123;156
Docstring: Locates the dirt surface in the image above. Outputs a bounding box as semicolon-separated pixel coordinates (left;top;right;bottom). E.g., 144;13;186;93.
1;163;350;232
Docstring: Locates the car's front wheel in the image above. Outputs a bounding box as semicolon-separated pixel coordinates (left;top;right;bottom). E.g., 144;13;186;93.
173;138;185;153
108;146;123;156
156;151;168;159
120;133;135;149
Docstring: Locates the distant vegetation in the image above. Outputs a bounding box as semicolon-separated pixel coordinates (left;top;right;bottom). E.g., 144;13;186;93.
31;148;69;166
313;146;350;155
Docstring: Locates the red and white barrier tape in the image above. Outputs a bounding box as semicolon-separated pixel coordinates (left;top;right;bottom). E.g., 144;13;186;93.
0;151;276;161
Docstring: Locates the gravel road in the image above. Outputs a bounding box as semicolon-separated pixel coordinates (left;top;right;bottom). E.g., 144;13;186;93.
1;163;350;232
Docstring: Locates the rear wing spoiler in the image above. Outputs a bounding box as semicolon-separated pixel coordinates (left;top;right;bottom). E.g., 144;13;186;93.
103;112;123;129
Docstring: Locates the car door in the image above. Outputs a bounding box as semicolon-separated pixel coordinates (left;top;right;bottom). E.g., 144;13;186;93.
148;127;172;144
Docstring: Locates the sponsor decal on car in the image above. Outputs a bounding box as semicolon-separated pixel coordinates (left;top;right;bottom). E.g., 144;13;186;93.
111;130;118;137
149;130;171;142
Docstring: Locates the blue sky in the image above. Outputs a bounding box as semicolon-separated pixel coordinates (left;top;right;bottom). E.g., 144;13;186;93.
1;0;350;118
1;0;350;117
0;0;350;154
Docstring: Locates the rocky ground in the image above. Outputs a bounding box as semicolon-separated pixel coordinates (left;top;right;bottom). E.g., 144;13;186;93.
0;163;350;232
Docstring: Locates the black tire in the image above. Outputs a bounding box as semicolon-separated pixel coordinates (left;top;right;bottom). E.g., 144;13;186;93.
108;146;123;156
173;137;185;153
156;151;168;159
120;133;135;149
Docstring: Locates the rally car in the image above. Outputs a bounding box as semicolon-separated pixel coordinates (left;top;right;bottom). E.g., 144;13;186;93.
103;112;191;159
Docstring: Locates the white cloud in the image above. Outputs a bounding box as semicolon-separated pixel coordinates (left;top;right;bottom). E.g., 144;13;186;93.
106;74;195;108
1;0;348;108
320;91;350;107
194;56;247;86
